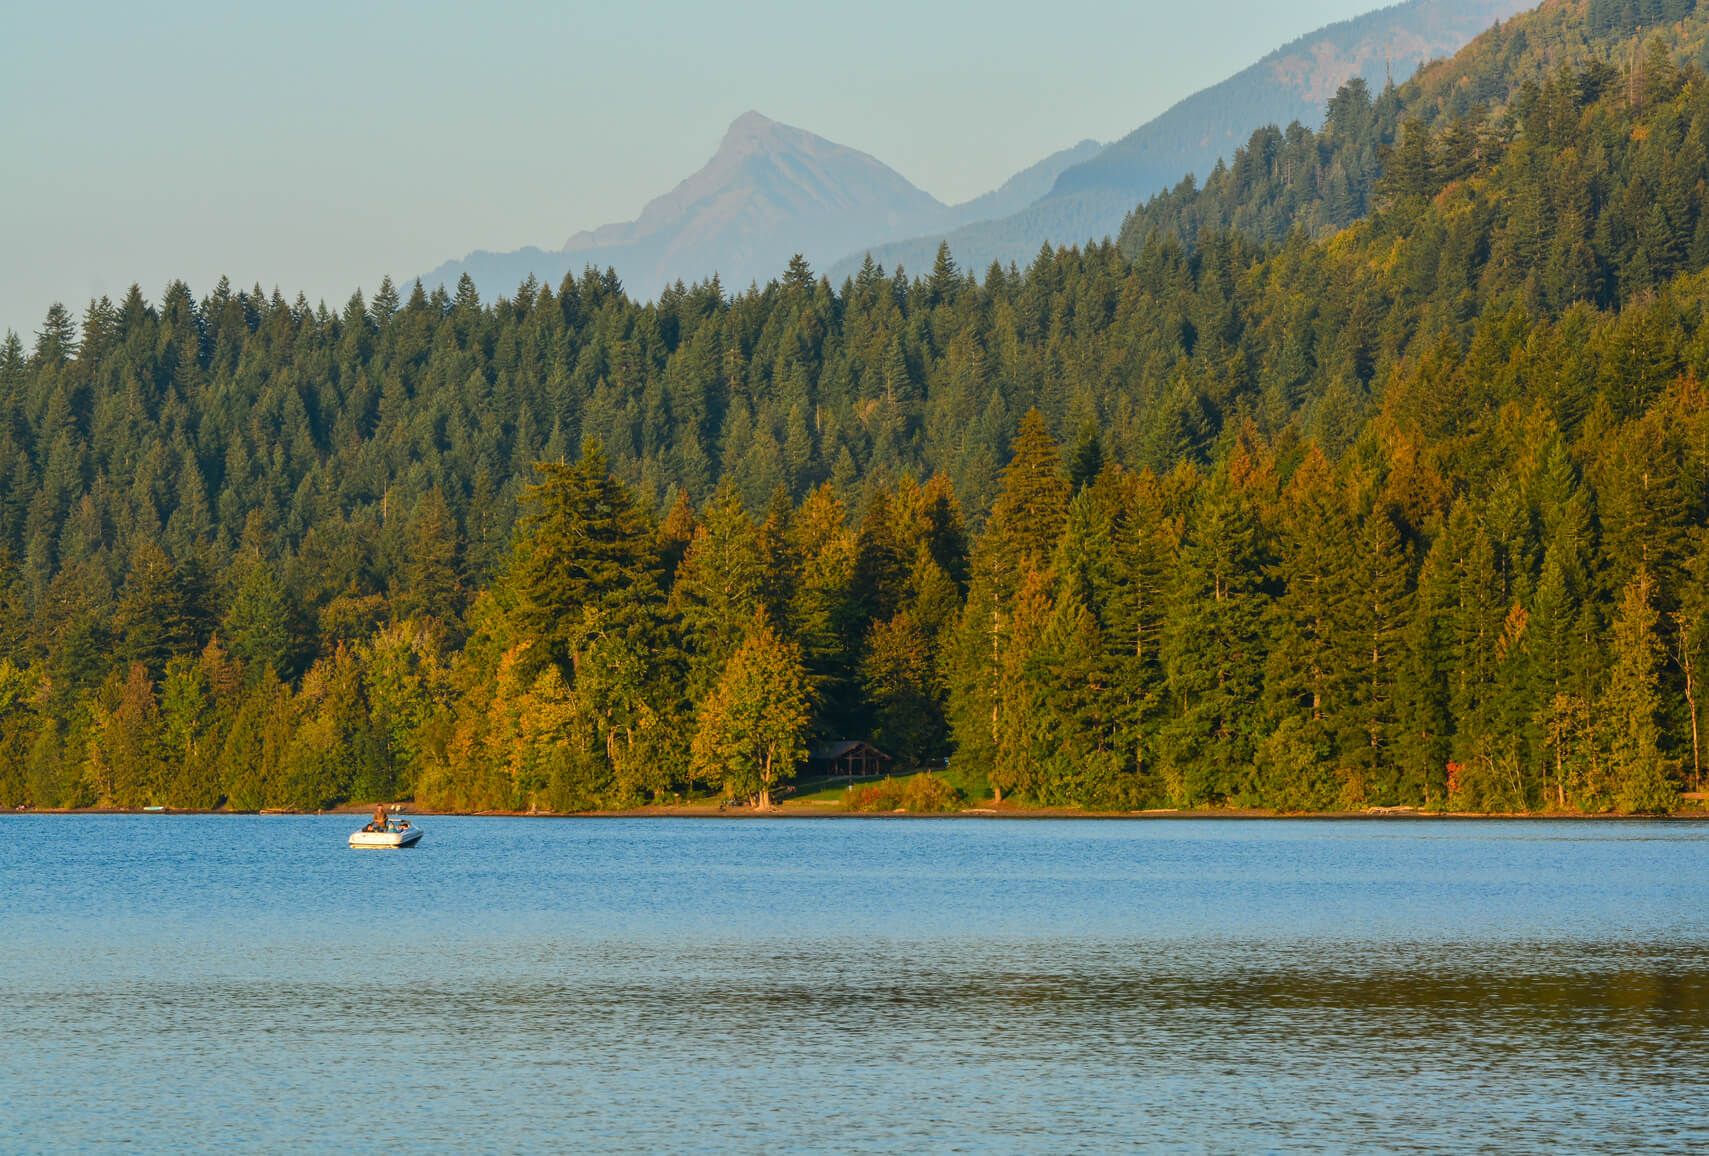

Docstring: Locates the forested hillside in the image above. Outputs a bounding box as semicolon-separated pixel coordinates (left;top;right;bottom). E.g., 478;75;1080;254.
1117;0;1709;256
6;0;1709;813
831;0;1530;285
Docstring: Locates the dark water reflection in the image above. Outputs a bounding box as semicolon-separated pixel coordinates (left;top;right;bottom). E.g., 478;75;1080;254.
3;816;1706;1153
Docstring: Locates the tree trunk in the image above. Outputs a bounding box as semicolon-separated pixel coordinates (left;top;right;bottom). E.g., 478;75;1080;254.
1673;615;1701;790
1691;698;1701;790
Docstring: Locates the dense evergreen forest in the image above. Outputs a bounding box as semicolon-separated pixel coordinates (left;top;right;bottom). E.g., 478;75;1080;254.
7;0;1709;813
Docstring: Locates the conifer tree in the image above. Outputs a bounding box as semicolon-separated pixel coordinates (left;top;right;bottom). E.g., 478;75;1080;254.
114;542;197;676
82;663;167;807
394;487;464;628
852;489;910;625
982;409;1069;592
757;485;800;624
223;557;296;682
510;443;666;682
1601;567;1677;811
1160;475;1270;804
668;480;765;698
656;490;698;588
1348;510;1413;800
989;567;1053;803
861;611;941;763
945;577;1001;792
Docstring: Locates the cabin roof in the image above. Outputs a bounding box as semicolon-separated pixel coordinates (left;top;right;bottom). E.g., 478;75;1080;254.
810;740;891;761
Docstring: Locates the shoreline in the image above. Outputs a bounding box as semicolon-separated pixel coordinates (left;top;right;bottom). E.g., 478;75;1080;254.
9;803;1707;821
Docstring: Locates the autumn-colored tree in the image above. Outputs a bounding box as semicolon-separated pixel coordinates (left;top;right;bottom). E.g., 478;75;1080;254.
689;614;811;809
82;664;168;807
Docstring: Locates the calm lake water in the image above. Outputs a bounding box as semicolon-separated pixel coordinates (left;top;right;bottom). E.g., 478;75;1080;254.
2;815;1706;1153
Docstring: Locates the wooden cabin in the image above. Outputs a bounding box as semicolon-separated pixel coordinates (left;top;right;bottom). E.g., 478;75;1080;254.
808;740;892;782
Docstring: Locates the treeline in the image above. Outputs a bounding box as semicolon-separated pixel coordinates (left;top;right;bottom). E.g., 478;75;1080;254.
8;3;1709;809
0;450;973;812
949;406;1699;813
1;389;1702;814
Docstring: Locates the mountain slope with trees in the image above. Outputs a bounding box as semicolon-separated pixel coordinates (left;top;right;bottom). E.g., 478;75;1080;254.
6;0;1709;814
828;0;1530;283
1113;0;1709;260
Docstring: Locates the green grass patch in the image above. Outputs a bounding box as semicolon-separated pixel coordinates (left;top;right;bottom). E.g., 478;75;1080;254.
785;776;865;805
937;761;991;804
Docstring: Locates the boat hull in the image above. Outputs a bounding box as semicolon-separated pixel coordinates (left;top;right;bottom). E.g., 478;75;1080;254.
348;827;424;849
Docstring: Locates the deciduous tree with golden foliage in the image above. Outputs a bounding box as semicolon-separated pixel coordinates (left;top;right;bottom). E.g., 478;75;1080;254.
690;613;811;809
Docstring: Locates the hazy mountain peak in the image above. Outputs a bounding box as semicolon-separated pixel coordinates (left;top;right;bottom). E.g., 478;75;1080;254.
723;109;783;143
425;113;950;302
556;111;947;264
712;110;818;163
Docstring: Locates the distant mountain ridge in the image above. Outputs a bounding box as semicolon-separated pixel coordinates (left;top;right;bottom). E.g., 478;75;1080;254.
424;0;1531;300
827;0;1532;282
938;138;1103;230
421;114;1099;302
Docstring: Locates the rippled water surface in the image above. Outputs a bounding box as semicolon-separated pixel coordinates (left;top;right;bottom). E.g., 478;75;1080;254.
3;815;1707;1153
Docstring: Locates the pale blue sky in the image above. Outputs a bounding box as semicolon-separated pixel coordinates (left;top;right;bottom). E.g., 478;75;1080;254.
2;0;1388;337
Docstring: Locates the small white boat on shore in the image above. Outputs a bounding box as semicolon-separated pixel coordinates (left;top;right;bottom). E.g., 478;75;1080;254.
349;817;423;848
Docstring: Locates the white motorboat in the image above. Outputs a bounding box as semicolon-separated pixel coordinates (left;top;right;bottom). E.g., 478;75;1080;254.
349;817;423;848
